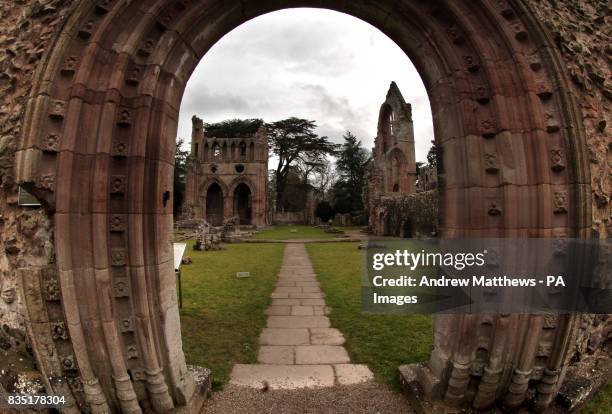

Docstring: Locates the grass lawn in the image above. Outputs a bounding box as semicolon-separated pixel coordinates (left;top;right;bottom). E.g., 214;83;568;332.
179;241;285;388
584;381;612;413
253;224;353;240
306;241;433;387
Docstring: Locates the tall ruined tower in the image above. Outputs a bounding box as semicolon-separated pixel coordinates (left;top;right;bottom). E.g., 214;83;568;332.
372;82;417;194
184;116;268;226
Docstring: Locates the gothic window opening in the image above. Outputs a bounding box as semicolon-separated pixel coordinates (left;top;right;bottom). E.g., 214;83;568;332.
212;143;221;160
233;183;252;225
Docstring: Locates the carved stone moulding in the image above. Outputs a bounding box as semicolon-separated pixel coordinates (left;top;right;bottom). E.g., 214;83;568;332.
126;344;139;359
447;25;465;45
61;354;78;372
545;112;560;133
138;39;155;57
109;214;126;232
550;148;566;172
553;191;568;214
113;281;130;299
112;140;128;157
116;109;132;127
110;249;127;268
484;153;499;173
41;133;60;153
488;199;502;216
536;83;553;100
119;318;134;333
96;0;114;15
475;85;490;104
512;23;528;41
480;119;497;139
78;20;95;39
42;267;61;301
125;65;141;86
463;55;480;73
110;175;126;194
39;173;56;192
51;321;69;341
49;100;66;120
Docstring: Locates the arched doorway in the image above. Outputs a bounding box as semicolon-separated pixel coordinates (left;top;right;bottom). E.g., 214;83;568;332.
233;183;252;225
205;183;224;226
13;1;591;412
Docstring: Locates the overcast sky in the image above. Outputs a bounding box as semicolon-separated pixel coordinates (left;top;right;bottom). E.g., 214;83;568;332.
178;8;433;161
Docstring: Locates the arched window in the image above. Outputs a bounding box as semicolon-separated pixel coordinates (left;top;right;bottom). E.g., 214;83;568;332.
392;155;400;192
380;104;395;155
239;141;247;159
212;143;221;160
249;142;255;161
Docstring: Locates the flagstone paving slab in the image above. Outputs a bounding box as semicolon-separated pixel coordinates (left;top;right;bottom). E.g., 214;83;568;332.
230;364;335;389
310;328;345;345
259;328;310;346
334;364;375;385
258;346;294;364
264;306;291;316
291;306;314;316
271;298;301;306
267;315;331;328
295;345;350;364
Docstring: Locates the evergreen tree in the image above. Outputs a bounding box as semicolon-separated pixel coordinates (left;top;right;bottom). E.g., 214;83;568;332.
333;131;370;213
173;138;189;217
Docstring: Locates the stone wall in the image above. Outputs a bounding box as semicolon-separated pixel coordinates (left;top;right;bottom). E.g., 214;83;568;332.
526;0;612;361
367;191;438;237
526;0;610;239
0;0;72;367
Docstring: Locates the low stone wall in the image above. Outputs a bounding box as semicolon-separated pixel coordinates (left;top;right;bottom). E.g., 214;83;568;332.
368;191;438;237
273;211;312;225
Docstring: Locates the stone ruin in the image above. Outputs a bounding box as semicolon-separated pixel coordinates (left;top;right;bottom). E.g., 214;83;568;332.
363;82;438;238
193;220;223;252
193;215;251;250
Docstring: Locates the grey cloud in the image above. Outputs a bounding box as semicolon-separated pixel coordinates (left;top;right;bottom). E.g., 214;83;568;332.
181;87;257;117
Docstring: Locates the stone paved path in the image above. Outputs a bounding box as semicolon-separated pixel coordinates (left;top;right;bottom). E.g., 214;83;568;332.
230;243;373;390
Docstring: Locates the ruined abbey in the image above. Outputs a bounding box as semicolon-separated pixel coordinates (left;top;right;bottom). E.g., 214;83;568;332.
364;83;438;237
183;116;268;227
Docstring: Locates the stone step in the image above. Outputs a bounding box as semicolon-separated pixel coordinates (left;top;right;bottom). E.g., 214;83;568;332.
230;364;335;389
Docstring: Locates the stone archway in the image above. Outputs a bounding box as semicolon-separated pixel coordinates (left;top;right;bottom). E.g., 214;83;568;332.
12;1;592;413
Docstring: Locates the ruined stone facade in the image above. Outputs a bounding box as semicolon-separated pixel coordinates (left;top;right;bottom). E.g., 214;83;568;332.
184;116;268;227
364;82;437;237
417;164;438;192
0;1;609;412
373;82;417;195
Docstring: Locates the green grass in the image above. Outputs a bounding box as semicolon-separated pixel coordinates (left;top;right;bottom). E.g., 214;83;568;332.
583;381;612;414
253;224;341;240
306;241;433;387
179;241;285;388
